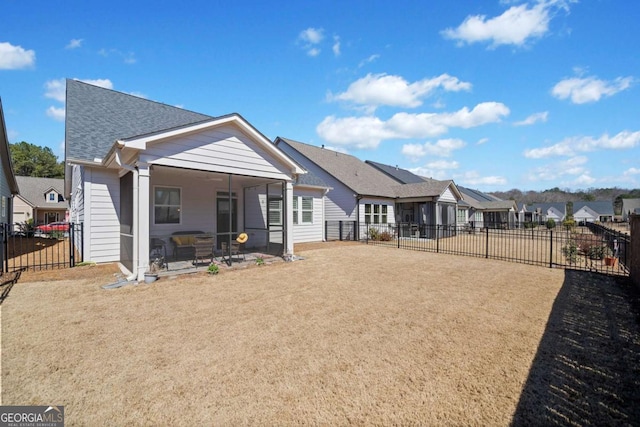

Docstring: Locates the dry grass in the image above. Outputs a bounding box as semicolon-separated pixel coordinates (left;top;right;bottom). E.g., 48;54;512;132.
1;242;636;425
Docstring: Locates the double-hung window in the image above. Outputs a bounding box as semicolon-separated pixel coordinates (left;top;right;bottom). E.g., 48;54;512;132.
293;196;313;224
154;186;181;224
364;203;388;224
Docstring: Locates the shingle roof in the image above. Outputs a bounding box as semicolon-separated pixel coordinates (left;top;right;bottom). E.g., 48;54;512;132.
574;201;614;216
276;138;399;197
15;176;68;209
391;179;456;198
0;98;19;195
65;79;213;163
365;160;426;184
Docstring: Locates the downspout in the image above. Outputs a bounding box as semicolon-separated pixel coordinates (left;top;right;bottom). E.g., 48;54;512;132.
115;148;139;282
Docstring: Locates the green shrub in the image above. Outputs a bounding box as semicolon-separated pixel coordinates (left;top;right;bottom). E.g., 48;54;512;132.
562;240;578;264
368;228;379;240
546;219;556;229
207;263;219;275
562;218;576;231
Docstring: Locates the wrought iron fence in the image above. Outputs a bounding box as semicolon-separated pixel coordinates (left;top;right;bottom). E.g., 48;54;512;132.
360;222;630;276
325;221;358;241
1;222;84;272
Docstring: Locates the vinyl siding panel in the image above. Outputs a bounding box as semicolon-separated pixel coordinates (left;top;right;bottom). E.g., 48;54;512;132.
440;187;457;203
86;168;120;263
292;188;324;243
0;165;9;223
278;142;357;221
143;125;292;180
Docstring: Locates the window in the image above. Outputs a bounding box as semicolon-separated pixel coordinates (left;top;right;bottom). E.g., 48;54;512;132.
154;187;181;224
457;209;466;223
1;196;5;219
268;198;282;226
301;197;313;223
364;203;388;224
293;197;298;224
48;193;56;201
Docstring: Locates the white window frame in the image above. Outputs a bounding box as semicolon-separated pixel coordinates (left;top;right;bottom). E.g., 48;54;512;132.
364;203;388;224
153;186;182;225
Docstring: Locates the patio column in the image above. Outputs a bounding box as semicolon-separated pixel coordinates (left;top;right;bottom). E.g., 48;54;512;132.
285;181;294;255
137;162;150;281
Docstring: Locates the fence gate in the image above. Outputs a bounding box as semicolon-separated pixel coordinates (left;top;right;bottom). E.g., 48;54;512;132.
1;223;83;273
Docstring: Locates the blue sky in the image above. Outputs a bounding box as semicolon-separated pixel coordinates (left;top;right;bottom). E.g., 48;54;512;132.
1;0;639;192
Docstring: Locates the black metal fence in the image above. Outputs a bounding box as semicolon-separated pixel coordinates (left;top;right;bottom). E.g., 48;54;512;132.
361;222;630;276
325;220;358;241
0;222;84;273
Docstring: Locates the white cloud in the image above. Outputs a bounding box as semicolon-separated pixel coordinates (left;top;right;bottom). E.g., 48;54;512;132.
298;27;324;56
78;78;113;90
318;102;509;148
426;160;460;170
98;48;137;64
441;1;561;48
526;156;590;183
358;54;380;68
44;79;67;102
46;106;65;121
624;167;640;176
551;75;633;104
524;130;640;158
329;73;472;110
65;39;83;49
0;42;36;69
459;171;507;186
402;139;466;161
477;137;490;145
514;111;548;126
332;36;341;56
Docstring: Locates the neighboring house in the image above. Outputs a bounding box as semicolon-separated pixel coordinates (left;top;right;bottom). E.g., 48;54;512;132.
458;186;517;228
526;203;566;224
13;176;68;228
65;79;305;281
622;198;640;221
573;201;614;223
0;98;20;225
274;138;462;239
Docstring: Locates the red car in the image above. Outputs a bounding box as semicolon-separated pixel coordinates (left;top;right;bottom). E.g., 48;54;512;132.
35;222;70;233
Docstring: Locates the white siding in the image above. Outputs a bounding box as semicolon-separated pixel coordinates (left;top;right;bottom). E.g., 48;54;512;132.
85;168;120;263
292;188;324;243
143;125;292;180
439;186;458;203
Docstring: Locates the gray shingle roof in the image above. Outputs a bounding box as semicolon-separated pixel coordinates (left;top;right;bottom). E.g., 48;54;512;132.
574;201;614;216
65;79;213;163
365;160;426;184
15;176;68;208
0;98;19;195
391;179;456;198
276;138;398;197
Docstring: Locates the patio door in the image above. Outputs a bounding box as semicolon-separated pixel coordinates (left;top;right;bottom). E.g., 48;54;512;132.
217;196;237;249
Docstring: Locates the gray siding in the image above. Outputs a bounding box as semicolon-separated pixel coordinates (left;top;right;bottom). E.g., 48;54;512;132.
85;168;120;263
292;188;324;243
278;143;357;221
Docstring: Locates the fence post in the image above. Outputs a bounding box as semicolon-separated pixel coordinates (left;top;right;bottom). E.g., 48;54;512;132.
69;224;75;268
436;225;439;253
485;227;489;259
549;230;553;268
339;221;343;241
1;223;6;273
325;221;328;242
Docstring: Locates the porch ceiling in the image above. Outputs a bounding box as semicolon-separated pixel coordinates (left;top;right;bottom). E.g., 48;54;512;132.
151;165;286;187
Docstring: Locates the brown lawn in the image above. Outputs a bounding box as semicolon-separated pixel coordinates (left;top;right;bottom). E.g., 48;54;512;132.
2;242;638;425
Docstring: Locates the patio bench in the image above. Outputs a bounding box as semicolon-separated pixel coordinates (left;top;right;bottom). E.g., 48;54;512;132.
170;231;208;260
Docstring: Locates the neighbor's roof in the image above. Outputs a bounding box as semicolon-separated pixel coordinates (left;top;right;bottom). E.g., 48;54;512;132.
15;176;68;209
574;201;614;216
275;138;399;197
0;98;19;195
65;79;213;164
391;179;459;199
365;160;426;184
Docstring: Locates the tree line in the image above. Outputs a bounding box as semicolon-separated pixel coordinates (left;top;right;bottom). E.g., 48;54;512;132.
9;141;64;178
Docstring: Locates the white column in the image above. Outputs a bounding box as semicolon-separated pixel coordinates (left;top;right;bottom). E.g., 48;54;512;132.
285;181;294;255
137;163;150;281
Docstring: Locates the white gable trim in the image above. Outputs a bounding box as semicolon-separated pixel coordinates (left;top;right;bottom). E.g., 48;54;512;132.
117;115;305;175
